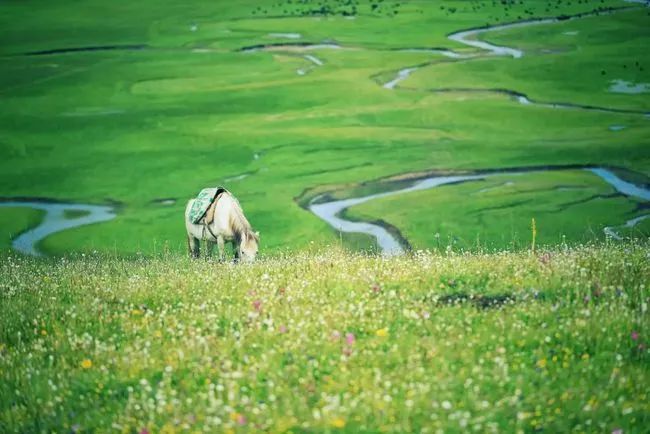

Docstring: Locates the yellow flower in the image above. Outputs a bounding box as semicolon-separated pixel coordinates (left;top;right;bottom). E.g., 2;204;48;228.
132;309;143;316
160;424;176;434
331;418;346;428
375;328;388;337
40;329;47;336
581;353;590;360
536;358;547;368
81;359;93;369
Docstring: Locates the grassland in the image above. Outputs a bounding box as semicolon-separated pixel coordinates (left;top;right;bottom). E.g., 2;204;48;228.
1;244;648;432
0;207;43;250
405;8;650;111
0;0;648;255
346;169;650;250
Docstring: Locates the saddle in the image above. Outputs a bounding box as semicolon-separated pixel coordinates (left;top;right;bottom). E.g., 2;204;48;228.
189;187;227;225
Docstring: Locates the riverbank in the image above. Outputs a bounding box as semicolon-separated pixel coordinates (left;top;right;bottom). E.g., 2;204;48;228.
307;167;650;254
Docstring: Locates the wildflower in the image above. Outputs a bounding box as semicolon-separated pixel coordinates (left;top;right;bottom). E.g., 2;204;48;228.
237;414;247;426
278;325;287;334
539;253;551;265
80;359;92;369
612;429;623;434
140;429;150;434
422;311;431;319
375;328;388;337
331;330;341;341
581;353;590;360
252;300;262;312
371;284;381;293
345;333;355;345
631;331;639;340
536;358;547;369
331;418;346;428
230;412;246;425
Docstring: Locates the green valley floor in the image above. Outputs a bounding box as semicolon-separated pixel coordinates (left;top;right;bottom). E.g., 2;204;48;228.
0;0;648;255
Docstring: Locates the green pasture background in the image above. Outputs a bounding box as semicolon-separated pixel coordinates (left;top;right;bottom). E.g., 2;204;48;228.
0;0;648;255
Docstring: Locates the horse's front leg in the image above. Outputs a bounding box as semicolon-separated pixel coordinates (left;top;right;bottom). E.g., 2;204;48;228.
216;235;226;262
232;239;240;263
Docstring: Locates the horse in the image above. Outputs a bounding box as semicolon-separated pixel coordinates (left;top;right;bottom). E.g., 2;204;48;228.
184;190;259;262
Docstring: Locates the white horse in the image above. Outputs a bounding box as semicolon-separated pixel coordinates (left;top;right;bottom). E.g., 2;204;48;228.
185;191;259;262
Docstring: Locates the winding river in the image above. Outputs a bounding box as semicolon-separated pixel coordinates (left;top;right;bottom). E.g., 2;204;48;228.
310;5;650;254
0;201;116;256
382;5;650;116
309;167;650;255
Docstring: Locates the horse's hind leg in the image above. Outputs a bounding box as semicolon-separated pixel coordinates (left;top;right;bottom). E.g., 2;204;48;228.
187;234;200;258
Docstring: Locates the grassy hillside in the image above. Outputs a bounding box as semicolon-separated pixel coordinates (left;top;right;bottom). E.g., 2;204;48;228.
1;244;648;432
0;0;648;255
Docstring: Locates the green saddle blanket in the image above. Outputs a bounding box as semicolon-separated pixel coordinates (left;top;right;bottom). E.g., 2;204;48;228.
189;187;226;224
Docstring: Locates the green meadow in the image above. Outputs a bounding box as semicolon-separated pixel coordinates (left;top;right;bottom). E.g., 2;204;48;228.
0;0;648;255
346;169;649;250
1;245;648;432
1;2;650;432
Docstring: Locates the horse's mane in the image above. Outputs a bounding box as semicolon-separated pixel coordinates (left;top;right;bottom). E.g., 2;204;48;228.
226;192;256;241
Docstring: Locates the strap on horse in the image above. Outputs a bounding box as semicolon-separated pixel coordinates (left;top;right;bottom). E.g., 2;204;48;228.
199;190;225;241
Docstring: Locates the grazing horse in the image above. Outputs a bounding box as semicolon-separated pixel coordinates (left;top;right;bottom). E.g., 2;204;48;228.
185;190;259;262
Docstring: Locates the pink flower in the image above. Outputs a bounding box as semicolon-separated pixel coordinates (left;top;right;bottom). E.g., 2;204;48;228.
278;325;287;333
140;429;150;434
345;332;355;346
631;331;639;341
612;429;623;434
252;300;262;312
237;414;247;426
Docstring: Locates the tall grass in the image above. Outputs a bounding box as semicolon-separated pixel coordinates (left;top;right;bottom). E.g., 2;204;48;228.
1;243;648;433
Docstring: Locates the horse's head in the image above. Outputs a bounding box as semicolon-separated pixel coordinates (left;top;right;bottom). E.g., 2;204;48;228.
238;230;259;262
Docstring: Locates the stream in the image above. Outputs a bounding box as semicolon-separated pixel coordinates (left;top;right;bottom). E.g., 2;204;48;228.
308;167;650;255
383;6;650;117
0;201;116;256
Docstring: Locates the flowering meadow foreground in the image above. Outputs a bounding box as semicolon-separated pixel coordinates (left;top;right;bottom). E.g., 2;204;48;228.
0;244;648;433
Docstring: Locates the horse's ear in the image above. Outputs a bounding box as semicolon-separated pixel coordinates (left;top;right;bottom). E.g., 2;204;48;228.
254;231;260;241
